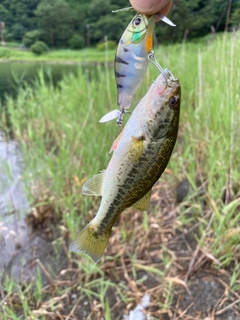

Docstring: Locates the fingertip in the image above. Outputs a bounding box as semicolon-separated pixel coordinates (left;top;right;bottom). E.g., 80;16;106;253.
159;1;172;16
129;0;172;15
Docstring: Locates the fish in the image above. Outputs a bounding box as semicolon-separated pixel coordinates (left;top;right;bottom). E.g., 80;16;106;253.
71;70;181;262
99;12;176;126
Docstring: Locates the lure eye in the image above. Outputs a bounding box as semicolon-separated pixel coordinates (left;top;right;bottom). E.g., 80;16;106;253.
169;96;179;109
133;17;142;27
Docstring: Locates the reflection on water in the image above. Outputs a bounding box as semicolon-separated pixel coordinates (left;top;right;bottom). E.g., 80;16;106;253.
0;134;28;217
0;62;83;102
0;133;30;281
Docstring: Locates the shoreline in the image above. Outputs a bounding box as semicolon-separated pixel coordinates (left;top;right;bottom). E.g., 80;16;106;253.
0;59;114;66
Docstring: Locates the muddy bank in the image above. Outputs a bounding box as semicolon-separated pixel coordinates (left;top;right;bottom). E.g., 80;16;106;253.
0;134;67;284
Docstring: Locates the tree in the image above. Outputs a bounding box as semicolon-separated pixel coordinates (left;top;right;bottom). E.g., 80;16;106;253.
0;0;239;46
35;0;88;48
0;0;40;42
86;0;132;43
35;0;72;47
230;1;240;27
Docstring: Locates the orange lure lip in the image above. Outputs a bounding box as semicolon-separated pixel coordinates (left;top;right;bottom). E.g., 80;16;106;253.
146;33;153;52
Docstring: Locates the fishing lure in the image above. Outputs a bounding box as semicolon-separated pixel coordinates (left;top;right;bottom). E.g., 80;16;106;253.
99;8;175;126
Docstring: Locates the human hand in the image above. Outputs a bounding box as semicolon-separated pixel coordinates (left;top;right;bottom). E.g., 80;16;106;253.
129;0;172;15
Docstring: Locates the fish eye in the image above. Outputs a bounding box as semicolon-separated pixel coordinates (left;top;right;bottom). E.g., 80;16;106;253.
133;17;142;27
169;96;178;109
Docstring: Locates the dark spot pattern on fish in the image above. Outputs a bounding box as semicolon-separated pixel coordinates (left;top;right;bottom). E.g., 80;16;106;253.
101;194;126;227
117;84;124;89
118;189;125;196
115;72;126;78
115;56;129;65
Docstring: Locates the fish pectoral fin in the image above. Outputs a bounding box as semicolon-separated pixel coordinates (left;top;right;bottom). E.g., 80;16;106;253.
70;221;111;262
132;190;151;212
82;171;106;196
110;130;124;153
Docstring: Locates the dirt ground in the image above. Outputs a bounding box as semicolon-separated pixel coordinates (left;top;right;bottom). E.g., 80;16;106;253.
1;176;239;319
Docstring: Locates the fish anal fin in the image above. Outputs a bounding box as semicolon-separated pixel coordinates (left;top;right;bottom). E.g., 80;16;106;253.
82;171;105;196
132;190;151;212
70;221;111;262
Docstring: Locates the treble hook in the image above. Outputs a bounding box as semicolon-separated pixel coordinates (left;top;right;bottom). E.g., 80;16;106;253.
116;109;132;128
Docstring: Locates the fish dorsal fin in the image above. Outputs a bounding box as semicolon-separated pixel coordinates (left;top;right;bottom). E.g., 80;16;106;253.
110;131;124;153
132;190;151;212
82;171;105;196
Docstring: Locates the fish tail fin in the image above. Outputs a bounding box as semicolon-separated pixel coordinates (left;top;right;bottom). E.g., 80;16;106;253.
70;220;111;262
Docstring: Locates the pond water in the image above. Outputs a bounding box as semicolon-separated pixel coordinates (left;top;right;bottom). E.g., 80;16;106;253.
0;61;85;102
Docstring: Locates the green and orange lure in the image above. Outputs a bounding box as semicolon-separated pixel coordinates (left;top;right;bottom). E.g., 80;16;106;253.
99;8;175;126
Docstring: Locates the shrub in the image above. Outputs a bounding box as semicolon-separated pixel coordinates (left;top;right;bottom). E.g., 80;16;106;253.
4;29;13;42
0;47;11;58
96;40;117;51
68;34;85;50
31;41;48;55
11;23;26;41
23;30;40;47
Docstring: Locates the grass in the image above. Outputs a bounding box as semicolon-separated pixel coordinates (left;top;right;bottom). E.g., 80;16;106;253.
0;45;115;63
0;31;240;319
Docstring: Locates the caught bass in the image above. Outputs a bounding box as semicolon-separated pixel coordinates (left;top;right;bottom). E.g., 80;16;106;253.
71;70;181;262
99;12;175;126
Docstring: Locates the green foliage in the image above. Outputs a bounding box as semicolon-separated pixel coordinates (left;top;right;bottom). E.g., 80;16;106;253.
88;0;111;22
0;0;39;40
0;4;9;18
31;40;48;55
0;47;11;58
230;6;240;26
11;23;26;41
34;0;86;48
23;30;40;47
96;40;117;51
3;29;13;42
68;34;85;49
91;14;128;43
155;0;235;43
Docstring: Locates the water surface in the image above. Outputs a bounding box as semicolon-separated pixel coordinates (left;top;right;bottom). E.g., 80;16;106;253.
0;61;83;101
